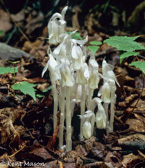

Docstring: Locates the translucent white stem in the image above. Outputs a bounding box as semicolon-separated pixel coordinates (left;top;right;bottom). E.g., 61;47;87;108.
110;91;115;132
87;87;94;110
80;85;85;141
59;86;65;149
104;103;110;134
52;82;58;130
91;113;95;135
66;86;72;151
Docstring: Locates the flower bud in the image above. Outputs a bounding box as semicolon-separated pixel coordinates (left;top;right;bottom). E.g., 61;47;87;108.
96;103;107;129
83;121;92;139
98;82;111;103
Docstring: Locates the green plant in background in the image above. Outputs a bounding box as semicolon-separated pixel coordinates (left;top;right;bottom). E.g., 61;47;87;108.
0;30;5;38
104;36;145;73
66;33;145;73
12;81;37;100
67;31;82;40
88;41;102;54
129;61;145;74
1;35;145;103
8;61;20;83
36;86;52;98
0;66;18;74
0;65;39;101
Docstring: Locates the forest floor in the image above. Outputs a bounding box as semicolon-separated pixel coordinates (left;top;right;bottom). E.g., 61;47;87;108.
0;5;145;168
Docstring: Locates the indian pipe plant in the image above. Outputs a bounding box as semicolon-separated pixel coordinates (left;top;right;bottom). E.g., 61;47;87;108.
42;6;120;151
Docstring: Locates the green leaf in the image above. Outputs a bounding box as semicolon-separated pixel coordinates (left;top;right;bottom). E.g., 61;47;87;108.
130;61;145;74
104;36;145;51
0;30;5;37
12;81;37;100
0;67;18;74
89;41;102;45
8;61;20;64
88;46;99;54
120;52;139;63
67;31;82;40
42;86;52;92
36;94;44;98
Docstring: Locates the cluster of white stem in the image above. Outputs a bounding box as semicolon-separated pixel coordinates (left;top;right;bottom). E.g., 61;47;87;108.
42;7;120;151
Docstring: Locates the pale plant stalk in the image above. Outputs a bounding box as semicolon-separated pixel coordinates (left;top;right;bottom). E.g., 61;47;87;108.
52;82;58;130
80;84;85;141
87;87;94;110
103;103;110;134
66;86;72;151
91;113;95;135
59;86;65;149
110;91;115;132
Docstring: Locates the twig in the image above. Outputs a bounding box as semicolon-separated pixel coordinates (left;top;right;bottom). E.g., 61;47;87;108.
8;144;26;158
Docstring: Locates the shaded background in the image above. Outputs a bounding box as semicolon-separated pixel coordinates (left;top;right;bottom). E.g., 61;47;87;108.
0;0;145;46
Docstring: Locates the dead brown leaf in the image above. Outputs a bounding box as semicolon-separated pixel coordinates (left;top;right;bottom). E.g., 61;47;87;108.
25;11;44;35
84;136;96;153
75;145;87;156
126;118;145;132
0;9;13;32
29;146;54;161
121;153;144;168
22;40;43;53
11;9;25;22
124;76;135;87
104;151;121;168
130;99;145;111
118;94;138;107
118;133;145;144
0;108;26;146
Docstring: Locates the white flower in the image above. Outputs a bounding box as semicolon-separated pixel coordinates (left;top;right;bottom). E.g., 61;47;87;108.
89;57;98;70
60;64;74;87
76;63;89;84
42;52;60;82
96;101;107;129
83;121;92;139
88;57;100;89
102;59;120;86
98;81;111;103
72;45;84;70
48;6;68;44
71;35;88;45
90;97;102;111
88;69;99;89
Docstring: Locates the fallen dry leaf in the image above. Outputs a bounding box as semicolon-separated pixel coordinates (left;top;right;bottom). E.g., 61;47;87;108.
130;99;145;111
0;9;13;32
104;151;121;168
11;9;25;22
126;118;145;132
121;153;144;168
118;94;138;107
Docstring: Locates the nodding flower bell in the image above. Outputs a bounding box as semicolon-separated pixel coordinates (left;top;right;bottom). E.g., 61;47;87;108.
48;6;68;44
102;59;120;86
80;110;95;139
95;98;107;129
88;57;99;89
98;81;111;103
76;63;90;85
42;51;61;82
72;45;84;70
83;121;92;139
88;69;99;89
